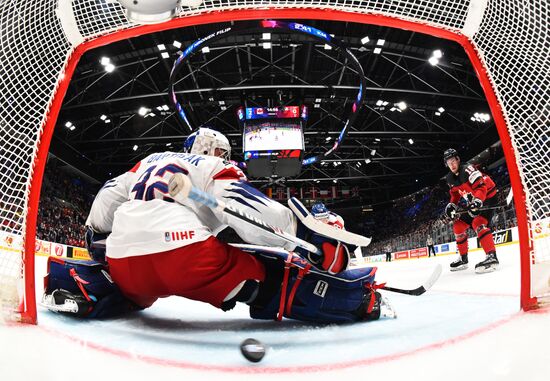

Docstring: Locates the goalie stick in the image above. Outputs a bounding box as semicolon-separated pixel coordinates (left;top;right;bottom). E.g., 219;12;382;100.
168;173;321;256
381;264;442;296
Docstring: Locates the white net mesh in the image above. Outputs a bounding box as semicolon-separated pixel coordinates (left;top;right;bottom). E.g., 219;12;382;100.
0;0;548;321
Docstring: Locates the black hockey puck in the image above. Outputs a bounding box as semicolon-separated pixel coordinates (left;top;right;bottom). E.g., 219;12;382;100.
240;338;266;363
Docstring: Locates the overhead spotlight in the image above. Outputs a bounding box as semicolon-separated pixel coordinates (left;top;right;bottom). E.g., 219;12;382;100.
438;107;445;113
133;145;138;151
315;98;322;103
100;57;110;66
433;49;443;59
100;114;107;120
376;100;383;106
325;136;332;142
365;158;371;164
324;44;332;50
166;143;172;147
373;47;382;54
262;33;271;40
376;39;385;46
397;101;407;110
415;179;419;183
69;126;76;131
333;162;338;167
435;112;441;116
361;36;370;44
370;149;376;156
64;121;73;128
104;63;115;72
374;138;381;142
173;40;181;48
138;107;149;116
390;107;397;112
161;52;170;59
201;46;210;53
218;100;225;105
263;42;271;49
162;105;169;111
382;101;389;106
157;44;166;51
408;138;414;144
104;119;111;123
356;162;362;167
429;56;439;66
220;106;227;111
314;103;321;108
333;179;338;183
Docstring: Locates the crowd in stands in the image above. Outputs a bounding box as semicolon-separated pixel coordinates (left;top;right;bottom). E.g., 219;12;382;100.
36;161;97;247
365;161;517;256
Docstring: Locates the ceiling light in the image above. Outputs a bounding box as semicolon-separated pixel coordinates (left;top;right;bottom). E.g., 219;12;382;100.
100;114;107;120
166;143;172;147
157;44;166;51
138;107;149;116
64;121;72;128
376;100;383;106
104;119;111;123
100;57;110;66
397;101;407;110
173;40;181;48
324;44;332;50
433;49;443;59
315;98;322;103
69;126;75;131
408;138;414;144
133;145;138;151
201;46;210;53
382;101;389;106
262;33;271;40
333;179;338;183
263;42;271;49
156;106;163;111
314;103;320;108
162;105;169;111
104;63;115;72
375;138;381;142
471;116;476;121
429;56;439;66
365;159;371;164
376;39;385;46
435;112;441;116
220;106;227;111
373;47;382;54
161;52;170;59
370;149;376;156
356;162;362;167
438;107;445;113
325;136;332;142
361;36;370;44
218;100;225;105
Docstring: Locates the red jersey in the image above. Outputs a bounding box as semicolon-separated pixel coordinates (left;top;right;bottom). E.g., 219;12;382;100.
446;164;497;204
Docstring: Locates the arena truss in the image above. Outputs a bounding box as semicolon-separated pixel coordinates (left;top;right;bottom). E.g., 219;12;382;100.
0;0;548;324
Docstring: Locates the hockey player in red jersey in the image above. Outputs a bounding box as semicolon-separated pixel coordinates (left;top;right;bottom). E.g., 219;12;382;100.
443;148;499;273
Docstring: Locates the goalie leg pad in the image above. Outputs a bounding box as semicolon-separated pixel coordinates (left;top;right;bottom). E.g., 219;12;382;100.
244;247;379;324
43;257;138;318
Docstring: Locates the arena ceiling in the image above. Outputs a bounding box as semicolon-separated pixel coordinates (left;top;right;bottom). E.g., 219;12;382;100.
51;19;500;206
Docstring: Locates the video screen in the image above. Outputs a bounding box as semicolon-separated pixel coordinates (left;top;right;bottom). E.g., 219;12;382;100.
243;121;304;152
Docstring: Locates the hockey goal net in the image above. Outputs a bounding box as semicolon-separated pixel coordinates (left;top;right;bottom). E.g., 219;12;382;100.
0;0;548;323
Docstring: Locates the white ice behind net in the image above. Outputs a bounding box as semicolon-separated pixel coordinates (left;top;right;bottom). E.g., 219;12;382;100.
0;0;548;318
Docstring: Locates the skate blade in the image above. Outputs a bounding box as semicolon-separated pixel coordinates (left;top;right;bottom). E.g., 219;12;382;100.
450;264;468;272
475;263;499;274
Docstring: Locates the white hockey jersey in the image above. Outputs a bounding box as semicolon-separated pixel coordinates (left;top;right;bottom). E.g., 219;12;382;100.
105;152;296;259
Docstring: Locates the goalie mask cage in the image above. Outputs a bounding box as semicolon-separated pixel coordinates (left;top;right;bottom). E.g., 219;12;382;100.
0;0;548;324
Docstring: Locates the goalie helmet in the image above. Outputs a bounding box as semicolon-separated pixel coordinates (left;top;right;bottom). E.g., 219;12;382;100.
311;203;330;220
184;127;231;160
443;148;459;166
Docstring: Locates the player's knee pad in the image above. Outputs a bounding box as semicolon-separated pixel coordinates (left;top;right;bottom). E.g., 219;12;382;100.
243;247;379;324
43;257;138;318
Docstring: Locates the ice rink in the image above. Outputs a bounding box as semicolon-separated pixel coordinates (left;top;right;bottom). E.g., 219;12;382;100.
2;241;550;381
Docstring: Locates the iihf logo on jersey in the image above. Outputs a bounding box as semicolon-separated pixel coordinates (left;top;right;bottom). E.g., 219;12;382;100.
165;231;195;241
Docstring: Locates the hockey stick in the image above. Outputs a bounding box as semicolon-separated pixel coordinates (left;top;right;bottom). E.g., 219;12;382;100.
381;264;442;296
168;173;321;256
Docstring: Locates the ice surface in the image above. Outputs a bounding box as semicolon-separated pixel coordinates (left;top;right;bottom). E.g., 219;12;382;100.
2;242;550;380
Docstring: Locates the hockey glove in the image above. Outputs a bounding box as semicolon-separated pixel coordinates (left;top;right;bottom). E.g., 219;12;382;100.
445;203;458;219
468;198;483;217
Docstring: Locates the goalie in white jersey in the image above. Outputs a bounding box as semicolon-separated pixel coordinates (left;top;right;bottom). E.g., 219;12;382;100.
43;128;386;323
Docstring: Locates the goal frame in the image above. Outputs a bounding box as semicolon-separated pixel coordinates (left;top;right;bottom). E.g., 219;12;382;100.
22;8;535;324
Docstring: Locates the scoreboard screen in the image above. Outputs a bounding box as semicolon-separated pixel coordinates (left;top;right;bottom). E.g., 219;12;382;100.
243;121;304;152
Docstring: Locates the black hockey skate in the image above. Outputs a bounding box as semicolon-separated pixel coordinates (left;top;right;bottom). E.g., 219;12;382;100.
475;252;499;274
450;254;468;271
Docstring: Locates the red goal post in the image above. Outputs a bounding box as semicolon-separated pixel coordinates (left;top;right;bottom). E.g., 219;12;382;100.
0;0;548;324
